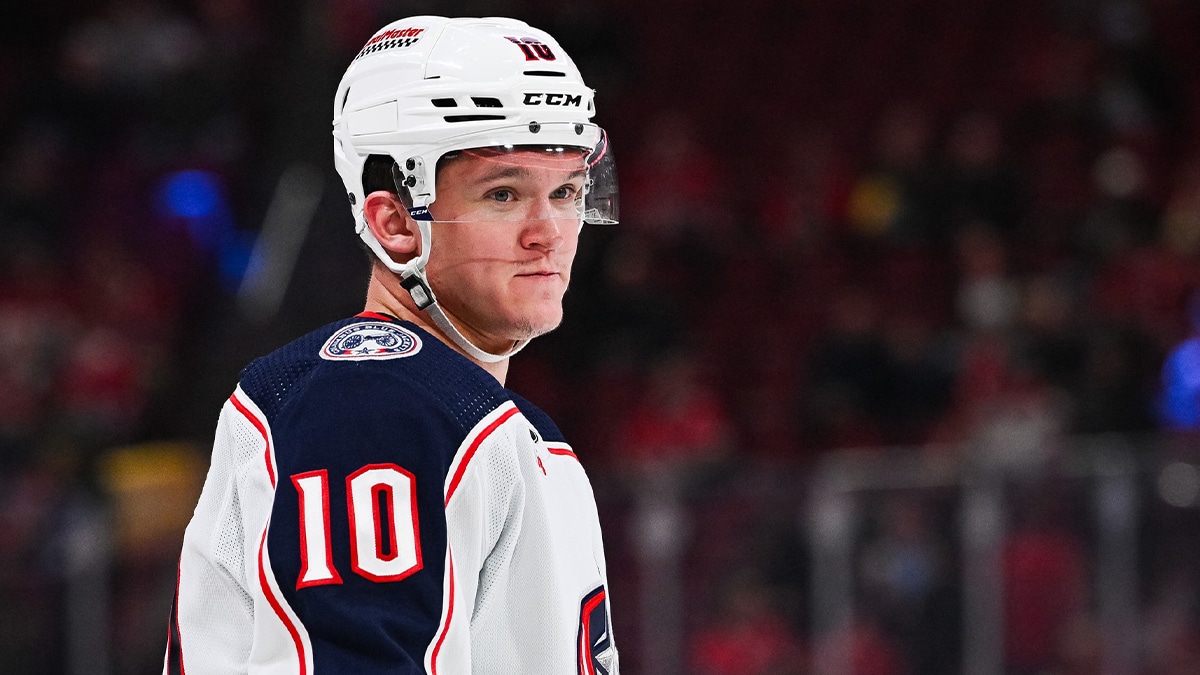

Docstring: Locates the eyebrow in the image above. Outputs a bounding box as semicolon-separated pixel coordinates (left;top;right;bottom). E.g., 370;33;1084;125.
473;165;587;183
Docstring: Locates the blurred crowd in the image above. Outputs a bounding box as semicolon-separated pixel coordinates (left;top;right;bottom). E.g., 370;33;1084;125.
3;0;1200;673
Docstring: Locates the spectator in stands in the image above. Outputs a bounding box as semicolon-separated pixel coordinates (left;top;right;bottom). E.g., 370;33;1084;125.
844;103;938;245
803;287;890;449
1002;482;1089;674
688;575;806;675
614;348;733;468
620;110;725;247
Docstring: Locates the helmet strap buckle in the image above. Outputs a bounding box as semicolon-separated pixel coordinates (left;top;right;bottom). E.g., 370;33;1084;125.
400;272;436;310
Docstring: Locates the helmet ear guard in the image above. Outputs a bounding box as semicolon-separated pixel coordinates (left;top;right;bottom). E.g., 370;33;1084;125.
361;154;410;205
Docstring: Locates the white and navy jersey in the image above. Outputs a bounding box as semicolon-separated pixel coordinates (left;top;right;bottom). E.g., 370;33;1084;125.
165;312;617;674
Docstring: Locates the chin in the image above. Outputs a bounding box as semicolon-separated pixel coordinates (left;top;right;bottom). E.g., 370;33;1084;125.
513;308;564;339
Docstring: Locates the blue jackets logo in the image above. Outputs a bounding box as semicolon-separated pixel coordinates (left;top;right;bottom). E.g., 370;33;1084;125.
320;323;422;361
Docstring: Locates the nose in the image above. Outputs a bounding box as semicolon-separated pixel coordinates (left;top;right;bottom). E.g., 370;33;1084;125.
521;200;568;252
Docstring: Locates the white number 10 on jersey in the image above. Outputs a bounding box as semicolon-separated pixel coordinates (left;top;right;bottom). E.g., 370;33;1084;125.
292;464;424;588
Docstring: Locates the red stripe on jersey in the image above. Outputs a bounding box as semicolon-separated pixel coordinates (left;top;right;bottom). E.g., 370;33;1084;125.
444;405;521;506
546;444;579;462
430;552;456;674
258;528;307;674
168;561;185;675
355;311;396;322
230;393;276;488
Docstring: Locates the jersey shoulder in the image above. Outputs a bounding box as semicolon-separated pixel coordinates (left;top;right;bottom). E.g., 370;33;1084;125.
505;389;566;445
238;314;514;435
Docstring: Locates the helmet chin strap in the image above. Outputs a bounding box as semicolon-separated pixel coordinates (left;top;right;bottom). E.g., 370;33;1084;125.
399;206;535;364
427;300;530;364
400;268;530;363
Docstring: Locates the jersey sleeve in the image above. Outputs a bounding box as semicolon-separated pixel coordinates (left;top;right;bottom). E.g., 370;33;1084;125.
435;403;528;671
167;394;275;674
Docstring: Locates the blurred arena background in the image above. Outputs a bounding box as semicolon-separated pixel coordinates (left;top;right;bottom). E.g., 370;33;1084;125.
4;0;1200;673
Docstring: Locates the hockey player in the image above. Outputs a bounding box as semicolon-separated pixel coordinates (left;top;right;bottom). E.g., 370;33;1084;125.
165;16;619;674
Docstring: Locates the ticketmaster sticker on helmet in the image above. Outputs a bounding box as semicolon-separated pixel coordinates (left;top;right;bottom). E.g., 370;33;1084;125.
320;323;422;361
353;27;426;62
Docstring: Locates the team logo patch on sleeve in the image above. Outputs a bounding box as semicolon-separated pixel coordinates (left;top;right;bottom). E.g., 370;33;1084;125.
320;323;422;361
578;586;616;675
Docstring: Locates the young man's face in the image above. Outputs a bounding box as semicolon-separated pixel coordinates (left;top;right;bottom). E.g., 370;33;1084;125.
423;147;587;353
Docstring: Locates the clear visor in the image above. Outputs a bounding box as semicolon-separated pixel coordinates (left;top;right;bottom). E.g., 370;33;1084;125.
403;123;617;225
583;130;618;225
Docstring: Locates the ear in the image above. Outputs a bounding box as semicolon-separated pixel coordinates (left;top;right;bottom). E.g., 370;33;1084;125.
363;191;421;261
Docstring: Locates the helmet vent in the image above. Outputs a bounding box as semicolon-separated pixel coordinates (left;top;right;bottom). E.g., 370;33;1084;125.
524;70;567;77
471;97;503;108
431;98;458;108
444;114;506;123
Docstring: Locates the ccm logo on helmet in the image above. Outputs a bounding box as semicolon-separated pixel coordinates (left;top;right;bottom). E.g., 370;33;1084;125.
523;92;583;106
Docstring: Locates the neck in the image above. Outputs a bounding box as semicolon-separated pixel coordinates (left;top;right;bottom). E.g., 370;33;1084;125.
363;265;511;385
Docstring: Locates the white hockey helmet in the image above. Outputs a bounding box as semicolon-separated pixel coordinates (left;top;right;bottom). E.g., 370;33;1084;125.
332;16;617;361
332;16;617;282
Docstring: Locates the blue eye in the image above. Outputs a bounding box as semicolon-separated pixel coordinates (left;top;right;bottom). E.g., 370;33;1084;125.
490;189;513;202
551;185;578;200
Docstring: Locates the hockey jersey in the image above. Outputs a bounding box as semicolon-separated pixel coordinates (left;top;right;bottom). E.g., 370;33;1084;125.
165;313;617;674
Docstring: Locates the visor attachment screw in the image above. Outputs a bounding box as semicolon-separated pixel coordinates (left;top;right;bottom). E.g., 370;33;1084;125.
529;121;541;133
406;158;416;170
404;176;417;188
575;123;584;135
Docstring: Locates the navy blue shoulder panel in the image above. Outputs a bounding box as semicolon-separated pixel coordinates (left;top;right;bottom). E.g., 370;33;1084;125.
238;315;512;438
238;317;354;421
505;390;566;445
